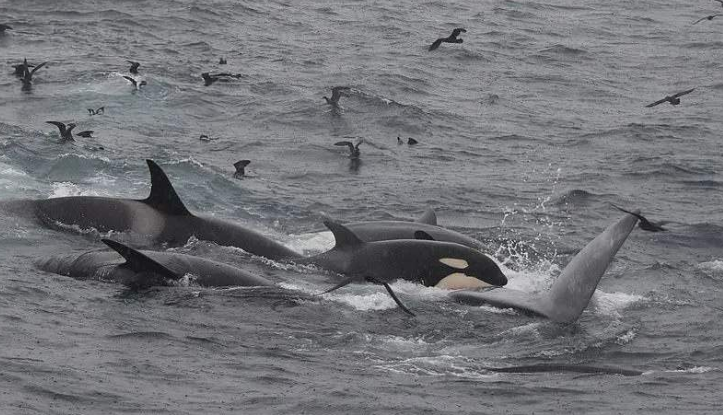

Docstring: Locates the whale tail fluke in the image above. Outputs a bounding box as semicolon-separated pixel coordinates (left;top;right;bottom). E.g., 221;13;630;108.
450;212;639;323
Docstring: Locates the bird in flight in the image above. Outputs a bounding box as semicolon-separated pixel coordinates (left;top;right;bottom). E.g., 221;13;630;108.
324;86;350;107
429;28;467;51
692;14;721;25
335;139;363;159
645;88;695;108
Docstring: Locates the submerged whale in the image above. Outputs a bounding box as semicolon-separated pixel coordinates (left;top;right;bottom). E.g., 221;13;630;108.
450;212;638;323
36;239;274;289
341;208;483;249
301;220;507;290
2;160;302;261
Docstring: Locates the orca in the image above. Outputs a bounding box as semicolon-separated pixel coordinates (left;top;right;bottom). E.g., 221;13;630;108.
449;212;639;323
301;220;507;289
341;208;483;250
3;160;302;261
36;239;274;289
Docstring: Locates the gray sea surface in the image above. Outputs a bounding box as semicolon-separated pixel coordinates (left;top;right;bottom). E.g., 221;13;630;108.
1;0;723;413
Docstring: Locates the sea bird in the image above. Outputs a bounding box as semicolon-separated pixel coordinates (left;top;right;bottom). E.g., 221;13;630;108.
693;14;721;24
20;61;48;90
87;106;105;116
429;28;467;51
46;121;77;141
12;58;34;77
123;75;146;89
233;160;251;178
645;88;695;108
323;86;350;107
127;60;140;74
335;139;363;159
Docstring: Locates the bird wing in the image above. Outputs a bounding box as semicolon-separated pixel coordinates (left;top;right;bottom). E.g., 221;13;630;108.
672;88;695;98
122;76;137;87
233;160;251;173
330;87;348;101
30;62;47;76
693;16;708;24
645;97;668;108
429;38;444;51
334;141;355;154
451;28;467;37
45;121;66;131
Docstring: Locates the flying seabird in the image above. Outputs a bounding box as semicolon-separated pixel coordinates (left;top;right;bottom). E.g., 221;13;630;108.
324;86;350;107
20;61;48;90
429;28;466;51
87;106;105;116
46;121;77;141
123;75;146;89
335;139;363;159
233;160;251;178
611;205;667;232
693;14;721;24
127;60;140;74
645;88;695;108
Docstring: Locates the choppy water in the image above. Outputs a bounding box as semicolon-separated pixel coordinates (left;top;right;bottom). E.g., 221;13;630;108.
1;0;723;413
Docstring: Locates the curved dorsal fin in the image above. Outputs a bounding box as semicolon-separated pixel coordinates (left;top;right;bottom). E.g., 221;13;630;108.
142;160;192;216
414;230;435;241
323;220;364;249
102;239;180;282
416;208;437;225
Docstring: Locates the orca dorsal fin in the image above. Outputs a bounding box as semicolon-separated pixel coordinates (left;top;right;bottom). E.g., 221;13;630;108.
101;239;180;281
324;220;364;249
414;230;435;241
142;159;193;216
416;208;437;225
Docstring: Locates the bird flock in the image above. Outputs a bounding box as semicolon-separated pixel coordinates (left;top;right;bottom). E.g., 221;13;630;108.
3;7;719;175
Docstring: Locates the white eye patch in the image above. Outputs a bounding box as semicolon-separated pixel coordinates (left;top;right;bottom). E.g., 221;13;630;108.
439;257;469;269
436;273;491;290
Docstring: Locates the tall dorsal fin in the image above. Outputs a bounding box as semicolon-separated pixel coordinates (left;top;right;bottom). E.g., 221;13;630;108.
323;220;364;249
416;208;437;225
102;239;180;282
414;230;435;241
142;160;193;216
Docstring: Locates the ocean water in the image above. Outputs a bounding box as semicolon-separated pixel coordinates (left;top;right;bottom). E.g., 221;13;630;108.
1;0;723;413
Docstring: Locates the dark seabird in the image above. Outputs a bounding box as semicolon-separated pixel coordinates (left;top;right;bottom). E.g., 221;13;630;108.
0;24;11;32
202;72;240;86
46;121;77;141
12;58;34;77
645;88;695;108
87;106;105;116
335;139;363;159
324;86;350;107
612;205;667;232
20;62;48;90
429;28;466;51
123;75;146;89
233;160;251;178
693;14;721;24
76;130;94;138
127;60;140;74
219;57;227;64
